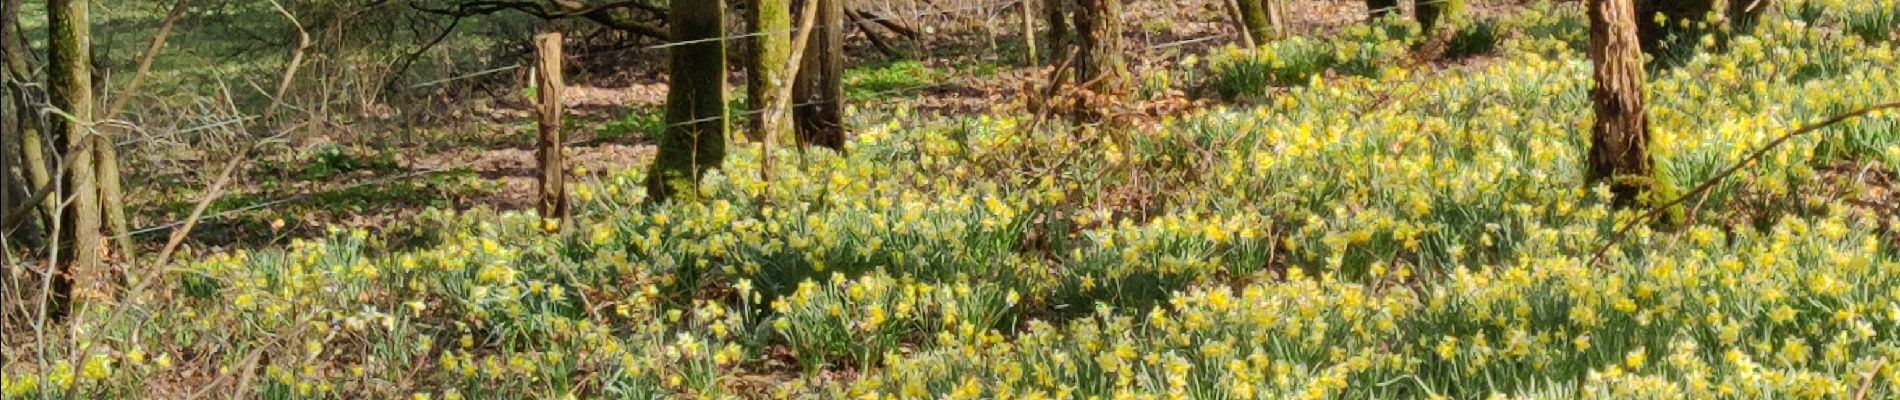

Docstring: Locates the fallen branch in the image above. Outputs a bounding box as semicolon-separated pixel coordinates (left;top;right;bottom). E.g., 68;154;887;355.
1587;102;1900;267
849;9;920;41
853;17;901;57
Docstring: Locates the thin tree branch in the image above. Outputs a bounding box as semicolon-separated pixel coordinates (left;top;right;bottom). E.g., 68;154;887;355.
1587;102;1900;267
102;0;195;118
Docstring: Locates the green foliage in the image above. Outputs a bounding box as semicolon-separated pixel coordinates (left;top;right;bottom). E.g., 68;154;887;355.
1843;0;1900;43
845;60;942;100
1204;38;1336;101
298;145;400;180
1334;15;1423;77
1444;18;1502;60
773;272;1015;371
599;107;664;141
1203;15;1427;101
1505;1;1590;55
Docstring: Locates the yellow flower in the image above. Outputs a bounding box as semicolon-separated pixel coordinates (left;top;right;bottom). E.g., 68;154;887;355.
81;355;111;380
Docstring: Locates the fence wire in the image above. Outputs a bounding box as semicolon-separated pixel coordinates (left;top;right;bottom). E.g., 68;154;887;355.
100;0;1250;239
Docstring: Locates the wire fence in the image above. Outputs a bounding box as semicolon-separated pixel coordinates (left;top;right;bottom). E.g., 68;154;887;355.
77;0;1254;241
408;0;1027;90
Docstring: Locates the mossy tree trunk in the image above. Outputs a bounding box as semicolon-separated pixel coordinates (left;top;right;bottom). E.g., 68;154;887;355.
1234;0;1275;46
1;46;21;252
1;0;24;242
49;0;111;315
3;0;51;239
747;0;794;144
1416;0;1464;32
1366;0;1400;19
792;0;845;150
1074;0;1126;122
647;0;729;203
1587;0;1659;208
97;119;132;260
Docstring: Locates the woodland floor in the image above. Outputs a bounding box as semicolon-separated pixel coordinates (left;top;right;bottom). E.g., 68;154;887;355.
121;0;1509;253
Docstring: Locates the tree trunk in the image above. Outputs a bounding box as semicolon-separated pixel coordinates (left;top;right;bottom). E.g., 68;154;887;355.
792;0;845;150
1022;0;1038;65
2;54;23;246
49;0;109;315
3;0;51;237
98;137;133;260
1588;0;1655;207
1;0;21;240
747;0;794;144
647;0;729;203
1366;0;1400;19
1233;0;1274;46
534;31;568;222
1044;0;1070;65
1416;0;1464;32
1073;0;1126;122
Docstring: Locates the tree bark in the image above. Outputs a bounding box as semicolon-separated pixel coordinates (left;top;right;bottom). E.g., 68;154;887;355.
1073;0;1126;122
1043;0;1070;65
1;0;21;239
534;31;568;222
98;135;133;260
761;0;821;184
1366;0;1400;19
792;0;845;150
2;53;21;244
1022;0;1038;65
747;0;794;144
1416;0;1464;32
1588;0;1655;207
49;0;110;315
3;0;51;237
647;0;729;203
1234;0;1280;46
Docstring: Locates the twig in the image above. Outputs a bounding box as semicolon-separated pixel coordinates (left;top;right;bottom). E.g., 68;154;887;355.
1855;358;1886;400
262;0;310;120
149;145;248;274
1586;102;1900;267
1026;47;1080;134
0;178;54;232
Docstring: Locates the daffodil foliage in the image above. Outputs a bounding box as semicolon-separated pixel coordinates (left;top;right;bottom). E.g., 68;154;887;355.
8;1;1900;399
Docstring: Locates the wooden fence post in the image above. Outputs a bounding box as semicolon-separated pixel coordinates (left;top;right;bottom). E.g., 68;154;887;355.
534;31;568;226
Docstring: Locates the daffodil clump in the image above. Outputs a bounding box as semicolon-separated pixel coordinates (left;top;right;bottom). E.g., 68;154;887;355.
773;271;1017;371
1205;14;1422;100
7;1;1900;399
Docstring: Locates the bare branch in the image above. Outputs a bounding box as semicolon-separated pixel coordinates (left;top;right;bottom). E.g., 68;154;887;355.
413;0;669;40
102;0;195;118
1588;102;1900;267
